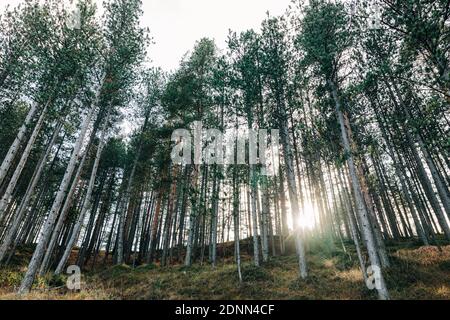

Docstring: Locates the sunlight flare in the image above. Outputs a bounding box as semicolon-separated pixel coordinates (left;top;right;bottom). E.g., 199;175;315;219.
297;203;316;230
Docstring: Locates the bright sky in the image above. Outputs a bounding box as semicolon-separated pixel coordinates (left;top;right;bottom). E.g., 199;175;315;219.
0;0;292;71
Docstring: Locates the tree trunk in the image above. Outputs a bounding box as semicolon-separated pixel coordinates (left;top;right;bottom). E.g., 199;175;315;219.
210;165;221;267
0;104;38;188
38;150;88;275
0;106;48;217
54;130;106;275
278;100;308;278
0;122;63;263
328;79;389;300
18;105;96;294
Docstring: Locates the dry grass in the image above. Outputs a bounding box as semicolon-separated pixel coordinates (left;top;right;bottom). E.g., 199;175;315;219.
0;242;449;300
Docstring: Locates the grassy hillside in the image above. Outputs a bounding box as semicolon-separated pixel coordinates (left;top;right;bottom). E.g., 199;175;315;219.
1;240;449;300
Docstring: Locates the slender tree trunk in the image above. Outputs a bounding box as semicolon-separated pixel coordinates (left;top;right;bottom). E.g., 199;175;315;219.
233;165;243;283
38;149;89;275
18;105;96;294
342;112;391;268
116;145;142;265
0;106;48;217
54;129;106;275
210;165;221;267
383;77;450;239
0;104;38;188
278;99;308;278
185;164;200;267
328;79;389;300
337;169;367;283
162;165;180;266
146;186;164;263
0;122;63;263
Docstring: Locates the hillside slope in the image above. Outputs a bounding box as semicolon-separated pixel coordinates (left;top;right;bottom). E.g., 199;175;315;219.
1;241;449;300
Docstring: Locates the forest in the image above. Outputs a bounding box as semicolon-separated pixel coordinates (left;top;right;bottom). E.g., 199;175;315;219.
0;0;449;301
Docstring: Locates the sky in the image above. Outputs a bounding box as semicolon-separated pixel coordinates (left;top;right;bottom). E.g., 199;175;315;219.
0;0;293;71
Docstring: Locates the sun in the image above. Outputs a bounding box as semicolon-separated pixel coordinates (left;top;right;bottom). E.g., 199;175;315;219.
297;203;316;230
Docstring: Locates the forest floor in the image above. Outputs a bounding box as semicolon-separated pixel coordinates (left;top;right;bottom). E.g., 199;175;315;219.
0;239;449;300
